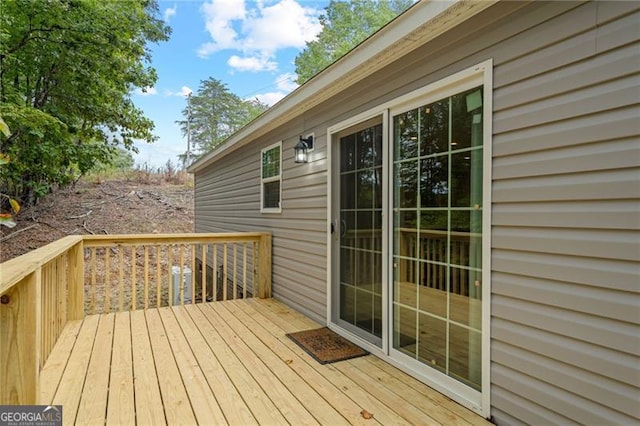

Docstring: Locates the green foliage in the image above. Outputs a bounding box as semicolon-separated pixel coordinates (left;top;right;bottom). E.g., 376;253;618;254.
0;0;170;204
0;114;19;226
178;78;268;165
86;147;135;177
0;116;9;138
294;0;413;84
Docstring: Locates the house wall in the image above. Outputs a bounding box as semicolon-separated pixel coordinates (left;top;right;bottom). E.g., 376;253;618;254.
194;1;640;423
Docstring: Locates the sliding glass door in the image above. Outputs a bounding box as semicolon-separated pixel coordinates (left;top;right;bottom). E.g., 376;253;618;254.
335;118;384;345
392;86;484;390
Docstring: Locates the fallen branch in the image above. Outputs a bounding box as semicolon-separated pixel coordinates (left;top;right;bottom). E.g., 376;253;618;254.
82;220;95;235
31;215;66;233
0;224;39;243
82;196;125;208
67;210;92;220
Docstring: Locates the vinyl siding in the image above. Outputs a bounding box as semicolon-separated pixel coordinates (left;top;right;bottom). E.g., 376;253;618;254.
194;1;640;423
195;125;330;322
488;1;640;423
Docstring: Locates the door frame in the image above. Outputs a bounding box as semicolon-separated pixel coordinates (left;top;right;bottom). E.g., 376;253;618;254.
327;109;390;354
326;60;492;417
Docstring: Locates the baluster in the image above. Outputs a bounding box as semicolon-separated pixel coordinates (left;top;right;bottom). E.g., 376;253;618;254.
131;245;137;310
156;245;161;308
105;248;111;313
144;246;149;309
201;244;207;303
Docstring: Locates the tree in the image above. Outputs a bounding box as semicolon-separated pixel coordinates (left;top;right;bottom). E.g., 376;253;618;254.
0;0;170;204
89;147;135;176
294;0;413;84
177;78;268;165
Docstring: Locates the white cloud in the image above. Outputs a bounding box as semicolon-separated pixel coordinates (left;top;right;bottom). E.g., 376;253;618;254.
198;0;322;72
274;72;298;92
241;0;321;52
163;4;177;23
254;91;287;107
179;86;193;97
134;86;158;96
163;86;193;97
228;55;277;72
197;0;246;57
252;73;299;106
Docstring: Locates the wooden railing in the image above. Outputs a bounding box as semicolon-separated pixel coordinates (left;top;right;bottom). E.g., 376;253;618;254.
0;232;271;405
395;228;481;297
342;227;481;297
0;236;84;405
82;233;272;314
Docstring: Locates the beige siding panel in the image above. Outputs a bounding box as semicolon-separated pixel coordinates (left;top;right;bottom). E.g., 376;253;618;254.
492;200;640;230
494;44;640;112
493;24;597;89
493;341;639;418
596;0;640;24
491;362;636;425
493;168;640;203
493;227;639;261
492;105;639;157
492;272;640;324
492;249;638;292
595;8;640;52
493;73;640;134
493;295;639;355
274;240;325;262
493;137;639;179
492;317;638;390
491;386;573;426
494;8;639;88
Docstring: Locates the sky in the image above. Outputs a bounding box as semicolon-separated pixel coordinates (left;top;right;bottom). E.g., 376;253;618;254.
131;0;329;168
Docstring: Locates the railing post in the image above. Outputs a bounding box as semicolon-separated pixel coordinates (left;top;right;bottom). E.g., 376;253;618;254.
67;241;85;320
0;270;41;404
257;233;272;298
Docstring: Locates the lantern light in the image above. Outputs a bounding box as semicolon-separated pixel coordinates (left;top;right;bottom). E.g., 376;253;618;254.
295;135;313;163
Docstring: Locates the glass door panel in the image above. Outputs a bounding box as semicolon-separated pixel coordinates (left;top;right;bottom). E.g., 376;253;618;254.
392;86;484;390
338;121;383;343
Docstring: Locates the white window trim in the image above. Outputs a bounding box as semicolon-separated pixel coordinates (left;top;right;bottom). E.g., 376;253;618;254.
260;141;282;214
326;59;492;417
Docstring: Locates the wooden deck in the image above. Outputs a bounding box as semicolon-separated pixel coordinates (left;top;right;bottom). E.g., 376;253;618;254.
39;298;489;425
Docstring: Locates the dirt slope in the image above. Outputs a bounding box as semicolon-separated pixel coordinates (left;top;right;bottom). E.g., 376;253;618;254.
0;178;194;262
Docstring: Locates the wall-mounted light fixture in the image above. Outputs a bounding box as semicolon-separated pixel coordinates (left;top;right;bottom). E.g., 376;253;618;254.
295;135;313;163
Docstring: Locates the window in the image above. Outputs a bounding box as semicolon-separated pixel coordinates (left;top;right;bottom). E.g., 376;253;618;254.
392;85;485;391
261;142;282;213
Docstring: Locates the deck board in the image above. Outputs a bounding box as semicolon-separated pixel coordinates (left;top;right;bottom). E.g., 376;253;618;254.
213;301;348;426
107;312;135;426
75;313;114;426
223;300;374;426
157;307;227;425
186;304;287;425
145;308;197;425
40;299;490;425
52;314;100;425
243;298;416;425
171;306;258;426
39;319;83;404
130;309;166;426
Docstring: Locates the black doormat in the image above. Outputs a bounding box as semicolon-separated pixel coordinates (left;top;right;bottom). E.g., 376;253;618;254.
286;327;368;364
